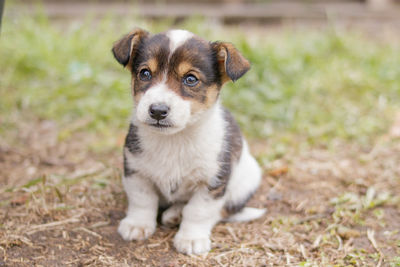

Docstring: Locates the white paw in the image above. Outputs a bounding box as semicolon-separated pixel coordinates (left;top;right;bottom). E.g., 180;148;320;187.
118;217;155;241
161;205;183;227
174;232;211;255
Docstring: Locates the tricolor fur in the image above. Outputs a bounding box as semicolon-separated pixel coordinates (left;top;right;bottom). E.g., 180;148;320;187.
113;28;265;255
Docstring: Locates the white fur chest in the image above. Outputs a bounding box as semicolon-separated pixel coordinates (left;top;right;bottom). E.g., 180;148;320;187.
129;105;225;202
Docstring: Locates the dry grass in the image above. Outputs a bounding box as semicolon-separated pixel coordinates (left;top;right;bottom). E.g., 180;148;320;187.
1;119;399;267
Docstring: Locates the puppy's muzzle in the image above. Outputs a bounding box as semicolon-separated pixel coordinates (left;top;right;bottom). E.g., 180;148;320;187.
149;103;170;121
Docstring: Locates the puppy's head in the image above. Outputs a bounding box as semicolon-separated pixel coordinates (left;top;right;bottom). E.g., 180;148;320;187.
112;28;250;134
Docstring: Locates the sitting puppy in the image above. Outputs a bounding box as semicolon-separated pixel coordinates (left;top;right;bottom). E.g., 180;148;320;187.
112;28;265;255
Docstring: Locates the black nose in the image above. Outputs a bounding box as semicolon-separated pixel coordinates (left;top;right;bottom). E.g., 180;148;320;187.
149;103;170;121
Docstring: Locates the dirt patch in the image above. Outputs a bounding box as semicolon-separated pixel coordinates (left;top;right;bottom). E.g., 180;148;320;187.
1;120;399;266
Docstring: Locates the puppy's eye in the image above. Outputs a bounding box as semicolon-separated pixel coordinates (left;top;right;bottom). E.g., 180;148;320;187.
139;69;152;81
183;74;199;87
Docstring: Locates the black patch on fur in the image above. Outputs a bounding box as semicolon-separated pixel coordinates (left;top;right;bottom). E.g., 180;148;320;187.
224;190;255;214
125;123;142;154
209;109;243;198
123;153;136;176
123;123;141;178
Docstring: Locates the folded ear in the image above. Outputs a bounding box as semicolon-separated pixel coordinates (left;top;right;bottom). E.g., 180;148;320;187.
212;42;251;84
112;28;149;68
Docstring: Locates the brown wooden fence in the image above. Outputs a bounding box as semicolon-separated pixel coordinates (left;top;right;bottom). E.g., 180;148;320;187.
9;0;400;23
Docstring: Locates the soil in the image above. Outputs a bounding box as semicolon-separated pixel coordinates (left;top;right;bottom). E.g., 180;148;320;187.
1;119;399;266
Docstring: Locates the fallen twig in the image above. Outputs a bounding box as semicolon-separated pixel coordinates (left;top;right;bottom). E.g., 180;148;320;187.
74;227;102;239
26;216;82;235
367;229;384;267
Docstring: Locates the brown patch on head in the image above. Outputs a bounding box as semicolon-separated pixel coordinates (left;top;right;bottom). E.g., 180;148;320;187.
176;61;193;77
146;58;159;74
189;84;220;115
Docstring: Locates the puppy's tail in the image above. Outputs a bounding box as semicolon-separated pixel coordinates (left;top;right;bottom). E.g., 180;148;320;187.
223;207;266;223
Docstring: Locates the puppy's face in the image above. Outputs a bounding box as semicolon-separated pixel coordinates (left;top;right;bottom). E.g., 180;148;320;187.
112;28;250;134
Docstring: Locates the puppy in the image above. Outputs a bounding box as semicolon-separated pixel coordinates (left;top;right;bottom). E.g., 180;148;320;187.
112;28;265;255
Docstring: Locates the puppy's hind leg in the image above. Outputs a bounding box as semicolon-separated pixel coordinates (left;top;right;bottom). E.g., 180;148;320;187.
223;141;266;222
161;203;184;227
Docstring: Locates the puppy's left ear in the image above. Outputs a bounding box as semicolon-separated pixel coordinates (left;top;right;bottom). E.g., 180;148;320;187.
212;42;250;84
112;28;149;69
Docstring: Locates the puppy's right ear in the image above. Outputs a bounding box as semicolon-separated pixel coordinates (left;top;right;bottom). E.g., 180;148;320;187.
112;28;149;68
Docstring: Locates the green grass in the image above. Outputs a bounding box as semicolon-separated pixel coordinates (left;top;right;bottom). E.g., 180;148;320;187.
1;9;400;149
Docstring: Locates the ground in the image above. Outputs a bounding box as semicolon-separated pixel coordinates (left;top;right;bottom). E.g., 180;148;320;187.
1;5;400;267
1;118;399;266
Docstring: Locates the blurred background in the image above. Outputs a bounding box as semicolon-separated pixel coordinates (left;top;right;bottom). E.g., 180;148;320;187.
2;0;400;146
1;0;400;266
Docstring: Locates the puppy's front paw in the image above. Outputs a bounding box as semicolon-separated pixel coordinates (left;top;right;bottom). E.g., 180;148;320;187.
174;232;211;255
118;217;155;241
